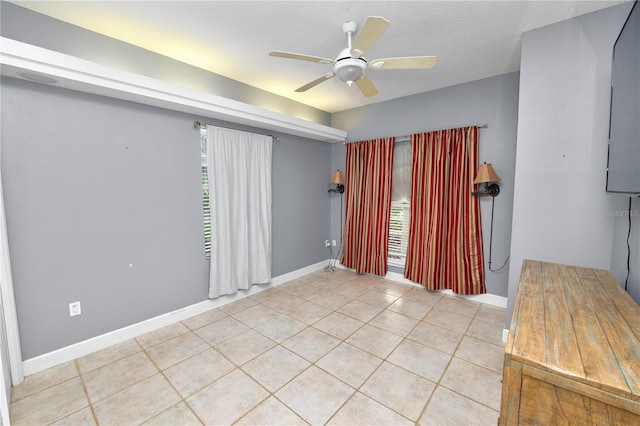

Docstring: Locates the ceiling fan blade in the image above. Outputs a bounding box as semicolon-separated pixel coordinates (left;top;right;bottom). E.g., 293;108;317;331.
355;75;378;97
350;16;390;58
295;73;335;92
269;51;333;64
369;56;438;70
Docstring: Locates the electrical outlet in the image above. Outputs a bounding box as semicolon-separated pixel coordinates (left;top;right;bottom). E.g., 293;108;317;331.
69;301;81;317
325;240;331;247
332;240;337;246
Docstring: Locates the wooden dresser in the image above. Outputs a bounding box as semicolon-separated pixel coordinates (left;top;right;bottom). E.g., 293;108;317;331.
500;260;640;425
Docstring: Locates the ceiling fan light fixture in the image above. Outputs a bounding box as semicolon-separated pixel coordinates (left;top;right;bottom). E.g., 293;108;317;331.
334;57;366;86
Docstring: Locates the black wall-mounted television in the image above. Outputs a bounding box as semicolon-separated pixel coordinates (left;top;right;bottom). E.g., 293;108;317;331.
607;1;640;197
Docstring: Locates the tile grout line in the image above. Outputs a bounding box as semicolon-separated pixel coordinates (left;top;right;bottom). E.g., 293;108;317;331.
11;271;505;425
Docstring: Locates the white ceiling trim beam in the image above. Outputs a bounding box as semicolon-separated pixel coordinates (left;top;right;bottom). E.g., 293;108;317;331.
0;37;347;143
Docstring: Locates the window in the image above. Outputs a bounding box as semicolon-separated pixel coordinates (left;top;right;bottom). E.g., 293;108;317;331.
200;127;211;258
388;201;410;266
388;139;411;267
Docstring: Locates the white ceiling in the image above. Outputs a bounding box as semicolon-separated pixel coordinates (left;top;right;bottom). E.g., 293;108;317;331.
10;0;628;113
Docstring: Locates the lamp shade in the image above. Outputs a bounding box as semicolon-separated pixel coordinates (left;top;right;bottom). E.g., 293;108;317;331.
474;163;501;184
330;170;344;185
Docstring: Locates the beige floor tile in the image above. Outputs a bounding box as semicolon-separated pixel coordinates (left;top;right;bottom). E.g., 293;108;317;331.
357;290;398;308
337;299;383;322
419;386;499;426
283;285;325;301
10;269;507;426
369;310;419;337
277;279;308;291
440;357;503;411
10;377;88;425
93;374;181;425
284;301;332;325
360;362;435;421
346;324;403;358
75;339;140;374
332;282;370;298
423;308;473;334
373;281;412;297
142;402;202;425
248;287;280;303
181;307;228;330
454;335;504;373
136;322;190;349
387;297;433;320
350;275;385;287
217;296;259;315
282;326;341;362
407;321;463;354
242;345;310;392
232;303;281;326
236;396;308;425
254;314;307;342
194;316;249;346
83;351;157;403
146;331;209;370
215;329;276;366
475;304;507;325
327;391;413;426
163;348;235;397
50;406;96;426
11;361;78;402
467;317;506;346
436;296;481;318
187;369;269;425
312;291;353;310
388;339;451;382
401;287;444;306
262;293;307;313
275;366;355;425
313;312;364;340
317;342;382;388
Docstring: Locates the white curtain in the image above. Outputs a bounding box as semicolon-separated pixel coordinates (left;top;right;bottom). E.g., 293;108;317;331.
206;126;272;298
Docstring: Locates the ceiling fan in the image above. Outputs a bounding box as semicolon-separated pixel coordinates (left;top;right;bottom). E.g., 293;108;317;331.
269;16;437;97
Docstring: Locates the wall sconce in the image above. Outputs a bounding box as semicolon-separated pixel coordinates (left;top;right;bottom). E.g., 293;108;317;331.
328;170;345;194
472;162;508;272
327;169;345;271
472;162;501;197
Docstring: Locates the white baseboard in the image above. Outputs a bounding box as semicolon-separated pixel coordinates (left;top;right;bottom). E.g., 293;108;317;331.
22;259;329;376
382;270;508;309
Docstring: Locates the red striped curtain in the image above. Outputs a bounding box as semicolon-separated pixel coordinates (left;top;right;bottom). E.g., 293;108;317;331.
341;138;395;276
404;126;485;294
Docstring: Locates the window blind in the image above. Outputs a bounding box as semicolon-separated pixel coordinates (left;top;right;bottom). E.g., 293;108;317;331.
200;127;212;258
388;200;410;266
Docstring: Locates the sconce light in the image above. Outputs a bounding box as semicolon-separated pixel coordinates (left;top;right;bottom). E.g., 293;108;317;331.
328;170;345;194
472;162;501;197
472;162;508;272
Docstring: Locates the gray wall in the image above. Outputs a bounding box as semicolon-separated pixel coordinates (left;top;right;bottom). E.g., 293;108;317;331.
0;1;330;127
331;72;520;298
1;77;331;359
507;3;637;327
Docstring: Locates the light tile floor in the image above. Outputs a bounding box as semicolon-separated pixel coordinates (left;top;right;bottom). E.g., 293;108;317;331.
10;270;506;425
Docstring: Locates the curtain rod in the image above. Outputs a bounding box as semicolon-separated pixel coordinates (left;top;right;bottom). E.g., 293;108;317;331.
193;121;280;140
342;123;488;145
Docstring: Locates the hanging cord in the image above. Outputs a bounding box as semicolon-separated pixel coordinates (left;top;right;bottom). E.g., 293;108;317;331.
625;197;632;291
326;193;344;272
488;195;510;272
328;194;344;271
